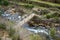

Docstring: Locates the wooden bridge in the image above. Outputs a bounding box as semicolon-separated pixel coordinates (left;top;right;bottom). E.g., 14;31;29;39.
13;13;40;40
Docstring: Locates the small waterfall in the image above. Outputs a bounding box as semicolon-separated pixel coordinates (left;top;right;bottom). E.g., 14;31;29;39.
22;23;54;40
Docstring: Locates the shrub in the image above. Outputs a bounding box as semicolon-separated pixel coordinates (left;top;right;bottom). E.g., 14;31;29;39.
46;14;53;19
0;23;6;30
53;12;60;17
9;27;15;37
29;34;43;40
40;9;50;15
50;27;56;39
25;5;34;9
9;27;20;40
12;34;20;40
0;0;9;6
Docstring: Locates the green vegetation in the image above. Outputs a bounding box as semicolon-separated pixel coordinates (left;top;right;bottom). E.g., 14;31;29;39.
29;34;43;40
46;14;53;19
24;4;34;9
19;0;60;9
46;12;60;19
0;0;60;40
12;34;20;40
50;27;56;39
14;1;34;9
40;9;50;15
30;0;60;8
0;23;6;30
0;23;20;40
9;27;15;37
9;27;20;40
0;0;9;6
49;27;60;40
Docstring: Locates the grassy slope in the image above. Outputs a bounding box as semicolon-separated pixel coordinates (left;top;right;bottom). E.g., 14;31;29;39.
9;0;60;9
12;1;47;9
30;0;60;7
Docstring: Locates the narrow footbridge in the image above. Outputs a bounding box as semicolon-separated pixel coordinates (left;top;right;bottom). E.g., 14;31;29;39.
13;13;41;40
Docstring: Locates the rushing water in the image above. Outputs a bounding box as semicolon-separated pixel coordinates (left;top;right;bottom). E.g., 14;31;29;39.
23;23;48;34
22;23;54;40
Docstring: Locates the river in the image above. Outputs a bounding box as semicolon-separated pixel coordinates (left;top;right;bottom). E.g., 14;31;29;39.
22;23;53;40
